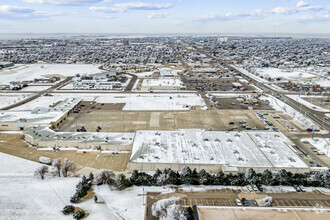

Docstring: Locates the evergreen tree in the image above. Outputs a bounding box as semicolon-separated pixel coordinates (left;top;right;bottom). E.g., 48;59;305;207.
129;170;139;185
184;207;194;220
181;166;192;185
61;205;75;215
115;174;130;190
73;210;85;220
198;169;210;185
212;171;225;185
191;169;199;185
261;169;273;185
88;172;94;182
245;168;257;185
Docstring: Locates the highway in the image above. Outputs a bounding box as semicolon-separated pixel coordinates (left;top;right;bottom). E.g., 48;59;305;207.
197;48;330;131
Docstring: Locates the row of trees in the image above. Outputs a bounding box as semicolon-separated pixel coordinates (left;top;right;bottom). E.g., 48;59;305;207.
111;167;329;189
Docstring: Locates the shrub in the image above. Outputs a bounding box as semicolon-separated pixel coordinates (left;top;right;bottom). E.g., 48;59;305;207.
73;210;85;220
62;205;75;215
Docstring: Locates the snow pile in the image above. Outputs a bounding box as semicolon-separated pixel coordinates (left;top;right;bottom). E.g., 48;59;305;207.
259;196;273;207
152;197;185;220
260;95;318;129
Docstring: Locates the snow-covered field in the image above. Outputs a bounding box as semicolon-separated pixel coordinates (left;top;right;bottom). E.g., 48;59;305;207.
256;68;315;80
130;130;308;169
0;152;79;220
287;95;330;112
0;93;34;109
13;93;206;111
302;138;330;157
0;64;101;84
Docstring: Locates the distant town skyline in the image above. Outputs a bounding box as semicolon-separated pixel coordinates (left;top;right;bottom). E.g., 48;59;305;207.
0;0;329;34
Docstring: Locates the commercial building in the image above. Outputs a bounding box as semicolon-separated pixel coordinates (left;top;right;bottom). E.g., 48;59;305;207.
128;129;309;173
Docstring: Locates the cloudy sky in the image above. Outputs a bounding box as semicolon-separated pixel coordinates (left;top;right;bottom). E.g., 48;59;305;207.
0;0;329;34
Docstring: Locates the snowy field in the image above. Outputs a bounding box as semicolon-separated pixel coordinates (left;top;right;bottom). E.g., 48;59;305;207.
0;152;80;220
256;68;315;80
0;93;33;109
287;95;330;112
13;93;206;111
302;138;330;158
0;64;101;84
130;130;308;169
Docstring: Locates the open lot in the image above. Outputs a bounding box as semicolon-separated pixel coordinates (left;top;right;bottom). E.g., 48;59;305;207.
182;77;255;92
214;97;273;110
59;108;273;133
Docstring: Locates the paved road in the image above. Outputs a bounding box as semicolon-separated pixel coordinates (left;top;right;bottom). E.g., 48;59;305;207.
0;76;73;110
197;49;330;131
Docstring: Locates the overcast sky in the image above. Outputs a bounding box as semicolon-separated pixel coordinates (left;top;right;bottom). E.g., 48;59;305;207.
0;0;329;34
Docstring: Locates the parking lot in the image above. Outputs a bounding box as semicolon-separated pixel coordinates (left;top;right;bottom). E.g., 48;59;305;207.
59;108;273;132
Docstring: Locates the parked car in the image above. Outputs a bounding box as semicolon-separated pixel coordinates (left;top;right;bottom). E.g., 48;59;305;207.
252;185;258;191
246;185;253;192
229;121;235;125
299;186;306;192
39;156;51;165
235;198;242;206
242;198;248;206
256;184;263;192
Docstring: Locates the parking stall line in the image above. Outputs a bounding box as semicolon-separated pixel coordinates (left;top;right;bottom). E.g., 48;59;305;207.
319;201;326;207
302;200;308;206
280;200;285;206
288;200;295;206
212;200;215;206
274;200;280;206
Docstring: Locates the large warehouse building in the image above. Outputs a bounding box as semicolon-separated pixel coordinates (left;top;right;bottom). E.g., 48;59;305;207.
128;129;309;173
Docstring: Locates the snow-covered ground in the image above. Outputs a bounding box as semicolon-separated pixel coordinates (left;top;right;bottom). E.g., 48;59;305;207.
0;64;101;84
13;93;207;111
0;152;79;220
302;138;330;158
287;95;330;112
0;93;34;109
256;68;315;80
94;185;173;220
260;95;318;129
20;85;52;92
130;129;308;169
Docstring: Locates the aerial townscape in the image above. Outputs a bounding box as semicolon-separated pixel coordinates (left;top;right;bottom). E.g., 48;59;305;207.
0;0;330;220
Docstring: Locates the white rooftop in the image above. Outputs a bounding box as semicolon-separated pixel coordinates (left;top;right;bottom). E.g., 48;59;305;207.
130;130;308;169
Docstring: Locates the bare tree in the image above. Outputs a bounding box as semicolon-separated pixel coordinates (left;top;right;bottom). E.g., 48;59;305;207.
61;158;76;177
95;169;115;185
34;166;49;180
52;158;62;177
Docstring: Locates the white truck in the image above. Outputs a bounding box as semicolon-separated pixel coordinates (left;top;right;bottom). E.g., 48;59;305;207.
39;156;51;165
